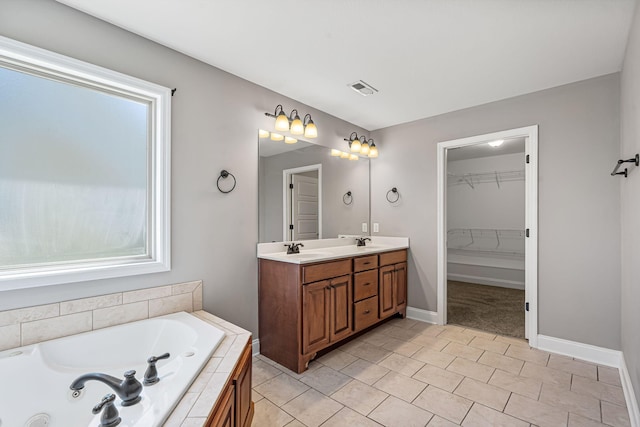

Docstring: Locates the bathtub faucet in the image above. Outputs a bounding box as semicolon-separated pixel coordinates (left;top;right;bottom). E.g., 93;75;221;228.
70;370;143;406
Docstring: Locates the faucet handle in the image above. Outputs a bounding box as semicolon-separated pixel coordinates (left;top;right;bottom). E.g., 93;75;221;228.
92;394;121;427
147;352;170;364
144;353;170;386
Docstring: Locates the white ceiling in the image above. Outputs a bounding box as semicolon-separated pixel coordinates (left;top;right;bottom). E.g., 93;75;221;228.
56;0;636;131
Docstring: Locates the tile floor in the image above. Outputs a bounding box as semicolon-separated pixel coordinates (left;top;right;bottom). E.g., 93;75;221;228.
250;318;631;427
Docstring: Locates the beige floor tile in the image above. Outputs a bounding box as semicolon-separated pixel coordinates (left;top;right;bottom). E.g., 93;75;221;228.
252;399;294;427
598;365;622;387
378;352;425;376
344;341;393;364
462;328;497;340
442;342;484;361
413;385;473;424
341;358;390;385
462;403;529;427
519;362;571;389
468;336;509;354
383;325;423;341
417;324;447;337
318;349;358;371
539;382;601;422
253;359;283;386
454;377;511;411
412;348;456;369
254;373;310;406
504;393;568;427
330;380;388;416
369;395;434;427
410;334;450;351
299;366;351;396
373;371;428;402
488;368;542;400
568;413;608;427
494;335;529;347
547;354;597;380
361;331;393;347
505;345;550;366
571;374;626;406
411;322;445;335
478;351;524;375
427;415;460;426
389;317;419;329
284;421;306;427
253;389;264;403
447;357;495;383
601;401;631;427
382;337;423;357
438;329;475;345
413;364;465;392
281;389;343;427
321;407;383;427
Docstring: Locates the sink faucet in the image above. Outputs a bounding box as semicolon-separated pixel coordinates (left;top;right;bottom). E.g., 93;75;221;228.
70;370;143;407
356;237;371;247
285;242;304;254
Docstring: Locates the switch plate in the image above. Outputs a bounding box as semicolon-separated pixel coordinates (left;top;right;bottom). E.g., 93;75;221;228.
373;223;379;233
362;222;368;232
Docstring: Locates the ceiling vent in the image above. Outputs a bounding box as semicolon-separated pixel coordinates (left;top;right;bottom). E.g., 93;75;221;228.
349;80;378;96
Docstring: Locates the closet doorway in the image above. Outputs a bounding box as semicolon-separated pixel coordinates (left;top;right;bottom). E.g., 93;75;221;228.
436;126;538;346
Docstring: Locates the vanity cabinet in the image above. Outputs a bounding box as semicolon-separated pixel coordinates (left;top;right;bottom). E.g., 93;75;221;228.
206;340;254;427
259;248;408;373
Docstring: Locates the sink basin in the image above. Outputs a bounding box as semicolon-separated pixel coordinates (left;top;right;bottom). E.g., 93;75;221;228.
286;252;332;259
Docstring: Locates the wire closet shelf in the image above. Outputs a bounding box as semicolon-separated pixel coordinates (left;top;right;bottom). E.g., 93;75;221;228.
447;228;525;256
447;170;524;189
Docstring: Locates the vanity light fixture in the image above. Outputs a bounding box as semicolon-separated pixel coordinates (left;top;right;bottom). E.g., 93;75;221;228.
344;132;379;158
349;154;359;161
488;139;504;147
265;105;318;138
270;133;284;141
347;132;361;153
368;140;379;158
331;149;342;157
340;151;350;159
284;136;297;144
360;138;370;155
258;129;270;138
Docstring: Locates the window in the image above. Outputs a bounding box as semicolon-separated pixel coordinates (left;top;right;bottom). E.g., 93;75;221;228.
0;36;171;291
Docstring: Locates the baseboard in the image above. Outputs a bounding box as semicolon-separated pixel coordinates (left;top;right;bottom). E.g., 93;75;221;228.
447;273;524;290
406;306;438;324
536;335;621;368
252;339;260;356
620;353;640;427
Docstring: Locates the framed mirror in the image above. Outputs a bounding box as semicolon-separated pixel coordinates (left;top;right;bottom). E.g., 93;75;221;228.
258;132;370;243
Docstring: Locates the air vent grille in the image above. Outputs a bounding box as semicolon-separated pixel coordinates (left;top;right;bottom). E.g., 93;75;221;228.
349;80;378;96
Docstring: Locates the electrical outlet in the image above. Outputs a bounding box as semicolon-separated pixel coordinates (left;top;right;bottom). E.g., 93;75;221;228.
362;222;368;232
373;223;379;233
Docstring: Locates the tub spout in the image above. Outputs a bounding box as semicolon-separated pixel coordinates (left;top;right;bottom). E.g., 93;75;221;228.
70;370;143;407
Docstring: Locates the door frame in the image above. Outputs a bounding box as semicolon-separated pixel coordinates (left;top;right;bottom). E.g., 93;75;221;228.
436;125;538;347
283;164;322;242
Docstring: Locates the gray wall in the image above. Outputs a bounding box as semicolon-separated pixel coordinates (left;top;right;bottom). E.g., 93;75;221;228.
371;74;622;350
620;0;640;408
0;0;366;336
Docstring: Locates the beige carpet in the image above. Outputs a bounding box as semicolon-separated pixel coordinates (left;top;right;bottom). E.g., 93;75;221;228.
447;280;525;339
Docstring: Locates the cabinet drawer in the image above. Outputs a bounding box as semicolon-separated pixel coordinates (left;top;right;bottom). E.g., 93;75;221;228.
302;259;351;284
354;296;379;331
379;250;407;266
354;255;378;272
354;270;378;302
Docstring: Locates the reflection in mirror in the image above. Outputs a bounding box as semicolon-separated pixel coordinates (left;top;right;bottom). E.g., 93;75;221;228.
258;132;370;243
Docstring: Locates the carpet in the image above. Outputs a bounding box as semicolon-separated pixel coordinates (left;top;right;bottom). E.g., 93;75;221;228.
447;280;525;339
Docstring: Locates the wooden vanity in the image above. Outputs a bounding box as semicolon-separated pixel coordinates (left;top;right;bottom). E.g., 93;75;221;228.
258;248;407;373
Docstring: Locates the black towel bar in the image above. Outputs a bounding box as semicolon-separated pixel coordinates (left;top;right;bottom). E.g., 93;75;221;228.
611;154;639;178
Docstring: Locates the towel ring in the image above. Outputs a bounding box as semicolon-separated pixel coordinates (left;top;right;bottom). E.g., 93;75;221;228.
386;187;400;203
217;170;236;194
343;191;353;205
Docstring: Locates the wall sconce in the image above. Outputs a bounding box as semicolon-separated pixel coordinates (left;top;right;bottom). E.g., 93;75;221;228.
344;132;379;158
265;105;318;138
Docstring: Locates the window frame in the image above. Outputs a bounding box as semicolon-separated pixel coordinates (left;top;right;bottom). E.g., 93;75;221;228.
0;36;171;291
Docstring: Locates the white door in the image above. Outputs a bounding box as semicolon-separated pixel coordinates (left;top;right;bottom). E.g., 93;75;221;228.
290;174;318;240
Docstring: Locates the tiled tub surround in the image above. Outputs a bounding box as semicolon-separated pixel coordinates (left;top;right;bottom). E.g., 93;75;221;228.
0;280;253;427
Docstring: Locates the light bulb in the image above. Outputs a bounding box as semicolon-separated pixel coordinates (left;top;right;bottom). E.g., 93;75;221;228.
290;111;304;135
270;133;284;141
350;139;361;153
284;137;297;144
488;139;504;147
360;141;370;155
304;120;318;138
275;111;290;132
368;144;378;158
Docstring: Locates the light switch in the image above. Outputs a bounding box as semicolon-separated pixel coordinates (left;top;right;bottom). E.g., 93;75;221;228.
362;222;368;232
373;223;379;233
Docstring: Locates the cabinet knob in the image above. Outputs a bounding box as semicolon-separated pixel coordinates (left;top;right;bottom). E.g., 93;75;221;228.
364;310;370;314
363;282;370;286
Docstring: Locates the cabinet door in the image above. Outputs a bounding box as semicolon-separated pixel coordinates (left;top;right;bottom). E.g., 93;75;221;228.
234;343;253;427
303;280;331;354
330;275;352;342
208;385;235;427
379;265;395;318
394;262;407;310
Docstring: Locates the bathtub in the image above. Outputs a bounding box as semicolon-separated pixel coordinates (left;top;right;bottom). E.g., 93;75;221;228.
0;311;225;427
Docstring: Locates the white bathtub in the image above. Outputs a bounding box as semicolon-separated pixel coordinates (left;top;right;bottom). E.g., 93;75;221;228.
0;311;225;427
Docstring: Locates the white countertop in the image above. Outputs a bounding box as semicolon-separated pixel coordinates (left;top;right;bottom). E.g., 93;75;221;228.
257;236;409;264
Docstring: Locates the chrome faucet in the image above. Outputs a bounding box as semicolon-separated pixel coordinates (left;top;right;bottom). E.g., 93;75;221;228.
70;370;143;407
285;242;304;254
356;237;371;247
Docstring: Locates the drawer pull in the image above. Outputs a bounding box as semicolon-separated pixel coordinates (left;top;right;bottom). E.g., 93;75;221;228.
363;282;371;286
363;262;371;265
364;310;371;314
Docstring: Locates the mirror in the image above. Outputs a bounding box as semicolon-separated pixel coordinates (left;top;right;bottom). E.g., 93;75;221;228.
258;132;370;243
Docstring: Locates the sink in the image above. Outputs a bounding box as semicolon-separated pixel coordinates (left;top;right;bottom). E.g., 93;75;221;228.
286;252;332;259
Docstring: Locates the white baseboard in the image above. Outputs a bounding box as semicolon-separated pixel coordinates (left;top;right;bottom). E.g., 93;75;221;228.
447;273;524;290
252;339;260;356
537;335;621;367
620;353;640;427
406;306;438;324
